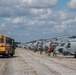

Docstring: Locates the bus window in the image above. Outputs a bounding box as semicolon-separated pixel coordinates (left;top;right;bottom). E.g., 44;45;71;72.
12;39;16;49
6;37;12;44
0;38;4;43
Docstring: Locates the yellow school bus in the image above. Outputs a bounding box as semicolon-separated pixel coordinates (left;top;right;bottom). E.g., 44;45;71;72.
0;34;16;57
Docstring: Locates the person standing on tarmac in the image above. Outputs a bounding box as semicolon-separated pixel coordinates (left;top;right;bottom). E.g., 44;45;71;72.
45;45;48;54
48;46;54;56
39;45;43;54
33;46;37;52
53;45;57;57
53;51;57;57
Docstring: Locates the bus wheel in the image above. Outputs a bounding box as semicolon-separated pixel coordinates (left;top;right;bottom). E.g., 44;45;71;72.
6;54;10;57
10;54;13;57
2;55;5;57
74;55;76;58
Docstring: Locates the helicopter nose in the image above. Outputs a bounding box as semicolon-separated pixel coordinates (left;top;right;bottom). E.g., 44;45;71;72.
58;48;63;53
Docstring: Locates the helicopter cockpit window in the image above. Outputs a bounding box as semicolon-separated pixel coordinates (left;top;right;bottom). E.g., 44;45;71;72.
67;43;70;48
61;43;65;46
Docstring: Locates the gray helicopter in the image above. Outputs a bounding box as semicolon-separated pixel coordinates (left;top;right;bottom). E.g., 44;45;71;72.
54;38;76;58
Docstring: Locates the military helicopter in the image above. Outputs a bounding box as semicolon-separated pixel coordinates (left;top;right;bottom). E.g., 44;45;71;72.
54;36;76;58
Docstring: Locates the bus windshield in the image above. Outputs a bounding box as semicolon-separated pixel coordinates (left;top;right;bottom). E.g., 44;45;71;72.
0;38;4;43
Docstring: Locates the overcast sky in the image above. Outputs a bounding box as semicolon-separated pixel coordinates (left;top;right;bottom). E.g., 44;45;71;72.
0;0;76;42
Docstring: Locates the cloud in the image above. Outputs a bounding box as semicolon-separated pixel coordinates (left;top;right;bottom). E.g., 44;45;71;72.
0;0;76;42
0;14;76;42
30;8;52;16
1;10;76;31
35;10;75;22
0;23;7;30
67;0;76;9
62;16;76;25
0;0;58;17
0;7;12;17
0;7;52;17
11;17;25;24
54;25;67;32
20;0;58;8
0;0;58;8
0;0;19;6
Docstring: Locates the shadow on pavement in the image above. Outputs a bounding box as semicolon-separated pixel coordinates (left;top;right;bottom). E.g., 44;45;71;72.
0;55;18;59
